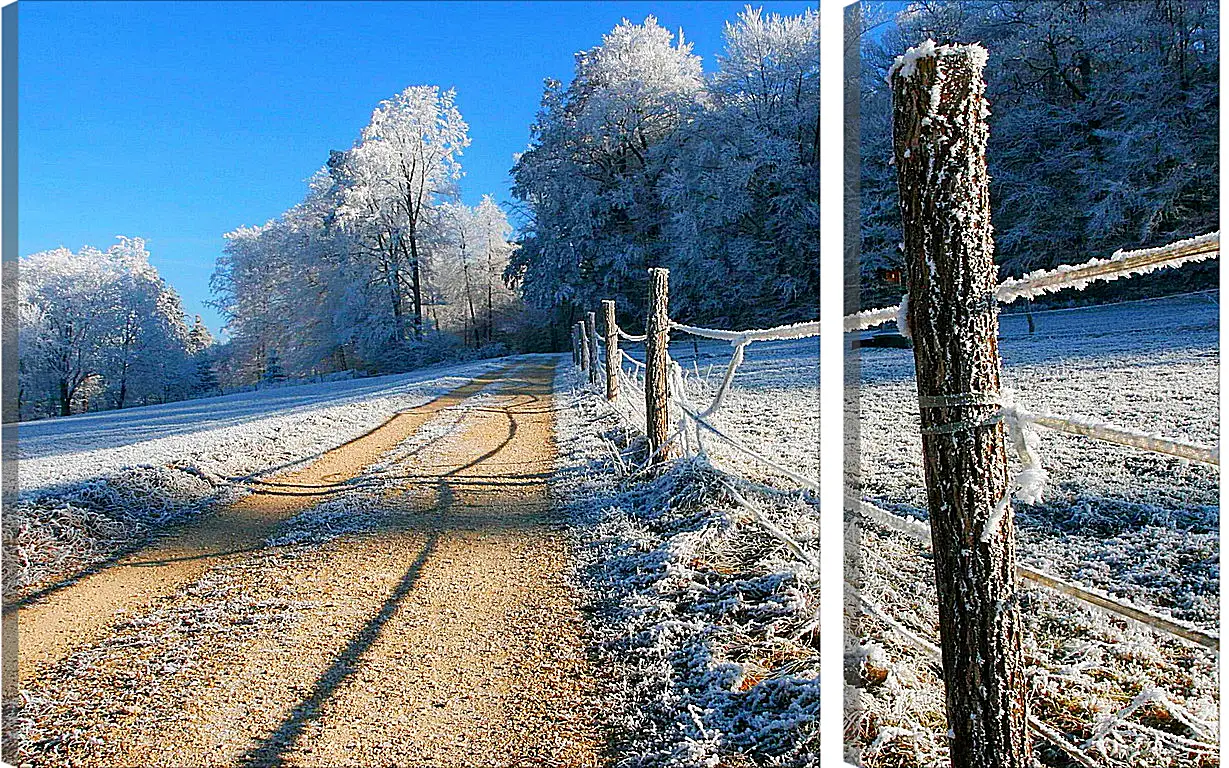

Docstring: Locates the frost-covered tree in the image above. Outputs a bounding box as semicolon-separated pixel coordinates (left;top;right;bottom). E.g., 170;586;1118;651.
510;16;705;323
662;6;819;325
186;315;221;396
19;237;199;418
333;86;470;342
434;198;520;347
510;9;818;331
474;195;517;342
214;85;522;382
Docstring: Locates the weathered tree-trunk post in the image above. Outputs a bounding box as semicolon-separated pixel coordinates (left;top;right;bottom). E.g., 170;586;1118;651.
577;322;589;376
602;300;619;401
586;311;600;386
644;268;673;462
891;42;1030;768
570;325;579;366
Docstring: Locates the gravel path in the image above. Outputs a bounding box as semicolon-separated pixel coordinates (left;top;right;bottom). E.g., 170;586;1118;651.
6;360;602;767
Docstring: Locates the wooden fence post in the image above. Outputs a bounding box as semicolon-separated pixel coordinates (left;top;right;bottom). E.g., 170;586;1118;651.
577;321;589;375
602;300;618;401
644;268;672;462
570;325;579;366
585;311;600;386
891;42;1029;768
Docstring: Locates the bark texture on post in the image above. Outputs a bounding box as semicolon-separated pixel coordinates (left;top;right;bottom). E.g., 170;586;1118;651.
891;42;1030;768
644;268;672;462
602;300;619;401
585;311;600;385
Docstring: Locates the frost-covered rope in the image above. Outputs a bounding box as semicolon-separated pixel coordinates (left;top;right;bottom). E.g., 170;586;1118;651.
850;498;1220;651
616;326;647;343
1029;716;1102;768
997;231;1219;304
844;305;902;333
670;319;820;343
1003;405;1218;466
669;359;699;456
699;340;747;420
851;586;942;661
665;320;817;423
844;231;1219;332
1017;567;1219;651
619;349;646;369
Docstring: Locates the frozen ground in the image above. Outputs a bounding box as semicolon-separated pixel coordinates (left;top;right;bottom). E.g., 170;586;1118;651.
848;291;1219;767
5;358;512;601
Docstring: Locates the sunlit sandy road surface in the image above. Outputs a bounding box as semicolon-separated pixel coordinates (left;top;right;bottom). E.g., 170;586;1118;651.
5;359;602;768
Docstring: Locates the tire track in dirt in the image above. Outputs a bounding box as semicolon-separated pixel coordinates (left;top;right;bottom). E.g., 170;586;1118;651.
8;359;602;767
13;366;513;682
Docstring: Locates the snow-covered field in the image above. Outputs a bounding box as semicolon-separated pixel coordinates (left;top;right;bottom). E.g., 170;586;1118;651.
5;358;510;600
848;291;1219;767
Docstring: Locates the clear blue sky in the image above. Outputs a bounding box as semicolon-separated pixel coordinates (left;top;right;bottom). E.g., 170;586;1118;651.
19;0;816;335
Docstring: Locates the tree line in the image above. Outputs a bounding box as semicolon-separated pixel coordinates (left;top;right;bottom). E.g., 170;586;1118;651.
18;238;215;419
17;6;821;418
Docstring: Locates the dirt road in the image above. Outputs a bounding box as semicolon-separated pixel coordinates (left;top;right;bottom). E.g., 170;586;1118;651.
6;359;602;767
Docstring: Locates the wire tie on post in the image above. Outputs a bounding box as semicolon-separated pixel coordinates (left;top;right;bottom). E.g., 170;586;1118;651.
917;391;1001;408
919;412;1004;435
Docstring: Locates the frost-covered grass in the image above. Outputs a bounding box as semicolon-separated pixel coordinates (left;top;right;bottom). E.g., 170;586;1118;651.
4;358;508;602
553;363;820;766
848;292;1219;767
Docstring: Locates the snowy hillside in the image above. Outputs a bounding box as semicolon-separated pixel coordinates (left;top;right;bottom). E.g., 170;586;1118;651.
18;359;508;497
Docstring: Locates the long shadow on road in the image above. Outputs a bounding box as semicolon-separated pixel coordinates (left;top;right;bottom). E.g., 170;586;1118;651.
236;528;443;768
234;371;550;766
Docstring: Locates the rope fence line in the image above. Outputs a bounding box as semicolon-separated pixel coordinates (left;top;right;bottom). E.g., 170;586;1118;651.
844;231;1220;333
851;496;1219;651
573;231;1219;597
568;229;1218;762
995;231;1220;304
1004;405;1218;466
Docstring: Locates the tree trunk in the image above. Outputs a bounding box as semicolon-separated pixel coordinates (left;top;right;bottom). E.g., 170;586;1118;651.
892;42;1030;768
408;230;424;340
486;252;495;343
389;262;405;342
463;263;478;347
59;379;71;417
